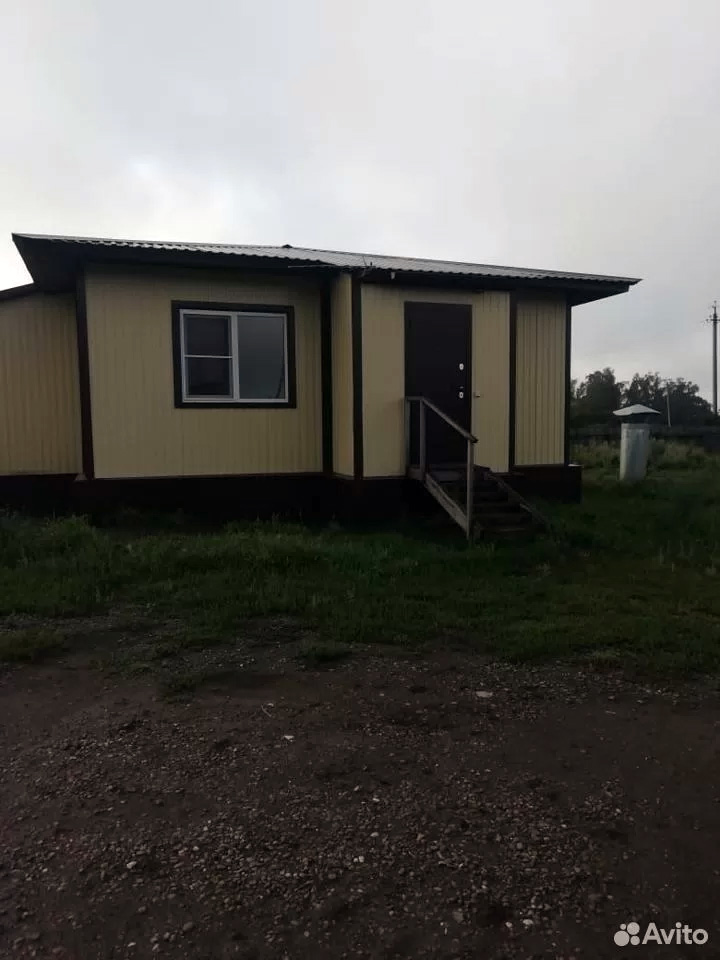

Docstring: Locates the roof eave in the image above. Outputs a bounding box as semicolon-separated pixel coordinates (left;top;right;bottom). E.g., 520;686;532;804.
12;233;640;303
567;281;637;306
0;281;37;303
360;266;637;304
12;234;341;291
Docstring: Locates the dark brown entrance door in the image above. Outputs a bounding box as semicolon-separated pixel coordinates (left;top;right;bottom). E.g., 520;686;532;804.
405;301;472;465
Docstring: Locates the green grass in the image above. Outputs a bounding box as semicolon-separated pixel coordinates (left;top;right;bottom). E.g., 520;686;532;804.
1;460;720;676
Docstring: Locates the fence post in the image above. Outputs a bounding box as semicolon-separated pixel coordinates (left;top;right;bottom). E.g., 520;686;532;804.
419;401;426;483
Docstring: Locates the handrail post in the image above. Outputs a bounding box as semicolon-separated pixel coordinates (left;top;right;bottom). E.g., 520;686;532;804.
419;401;426;483
404;398;411;473
465;437;474;541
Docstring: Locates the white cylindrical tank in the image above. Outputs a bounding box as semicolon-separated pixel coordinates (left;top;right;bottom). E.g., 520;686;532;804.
619;422;651;482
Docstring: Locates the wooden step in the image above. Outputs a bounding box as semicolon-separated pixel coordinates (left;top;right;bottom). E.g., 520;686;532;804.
412;463;549;541
474;500;526;515
436;489;500;504
474;489;507;502
477;522;539;539
478;513;533;527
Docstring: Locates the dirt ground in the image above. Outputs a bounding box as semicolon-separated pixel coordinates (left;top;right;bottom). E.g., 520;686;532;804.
2;643;719;960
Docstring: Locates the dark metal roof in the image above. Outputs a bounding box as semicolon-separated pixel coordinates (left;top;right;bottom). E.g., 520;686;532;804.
0;282;36;303
10;232;640;305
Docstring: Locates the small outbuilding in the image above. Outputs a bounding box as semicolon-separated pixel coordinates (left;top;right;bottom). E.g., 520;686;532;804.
613;404;662;423
614;404;661;482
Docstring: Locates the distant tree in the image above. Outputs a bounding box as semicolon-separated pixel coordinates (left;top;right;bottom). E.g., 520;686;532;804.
571;368;717;426
621;372;716;425
622;371;665;409
667;378;717;423
571;368;624;426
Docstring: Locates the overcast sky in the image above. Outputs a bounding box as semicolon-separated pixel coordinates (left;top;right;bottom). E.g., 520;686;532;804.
2;1;719;396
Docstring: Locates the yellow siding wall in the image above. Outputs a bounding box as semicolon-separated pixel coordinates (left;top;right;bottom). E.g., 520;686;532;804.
472;292;510;473
360;284;405;477
515;296;567;466
331;274;354;477
84;266;322;479
360;286;511;476
0;292;81;475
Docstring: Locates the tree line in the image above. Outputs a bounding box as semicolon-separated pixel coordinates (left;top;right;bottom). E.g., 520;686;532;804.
571;369;718;427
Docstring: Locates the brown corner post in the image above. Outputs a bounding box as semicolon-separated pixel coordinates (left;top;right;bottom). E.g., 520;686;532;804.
564;300;572;465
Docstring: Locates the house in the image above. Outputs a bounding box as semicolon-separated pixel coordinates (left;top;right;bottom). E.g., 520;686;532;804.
0;233;638;530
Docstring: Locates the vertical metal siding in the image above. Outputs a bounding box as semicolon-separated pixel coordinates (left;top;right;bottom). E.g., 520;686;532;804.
515;296;566;465
0;293;81;475
331;274;354;477
360;284;406;477
359;285;510;477
472;291;510;473
84;266;323;479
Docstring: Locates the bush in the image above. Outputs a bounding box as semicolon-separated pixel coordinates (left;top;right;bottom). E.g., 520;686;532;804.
574;439;719;473
650;439;714;470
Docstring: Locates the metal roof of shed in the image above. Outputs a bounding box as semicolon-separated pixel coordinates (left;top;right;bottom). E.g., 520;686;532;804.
613;404;662;417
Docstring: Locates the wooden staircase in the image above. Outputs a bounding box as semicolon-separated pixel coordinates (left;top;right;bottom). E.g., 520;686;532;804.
427;466;548;539
405;396;549;541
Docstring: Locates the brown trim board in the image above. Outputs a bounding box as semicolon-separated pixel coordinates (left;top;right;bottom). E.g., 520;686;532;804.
75;269;95;480
508;291;518;471
351;275;364;479
564;300;572;465
0;472;412;522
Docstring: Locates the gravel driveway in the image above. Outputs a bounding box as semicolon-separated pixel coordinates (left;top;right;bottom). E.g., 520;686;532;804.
2;648;719;959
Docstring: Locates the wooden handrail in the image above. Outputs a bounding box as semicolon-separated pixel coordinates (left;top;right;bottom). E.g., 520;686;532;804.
406;400;548;541
405;396;478;444
405;395;477;541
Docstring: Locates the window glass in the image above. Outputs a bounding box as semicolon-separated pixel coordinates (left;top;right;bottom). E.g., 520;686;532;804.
184;314;231;356
236;314;286;400
185;356;232;397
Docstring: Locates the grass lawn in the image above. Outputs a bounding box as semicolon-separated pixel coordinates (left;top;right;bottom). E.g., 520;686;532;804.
1;442;719;677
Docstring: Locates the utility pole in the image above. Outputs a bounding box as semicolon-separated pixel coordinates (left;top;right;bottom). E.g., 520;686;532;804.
711;301;719;416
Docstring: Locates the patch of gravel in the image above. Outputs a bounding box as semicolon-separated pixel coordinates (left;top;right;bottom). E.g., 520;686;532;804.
1;654;718;959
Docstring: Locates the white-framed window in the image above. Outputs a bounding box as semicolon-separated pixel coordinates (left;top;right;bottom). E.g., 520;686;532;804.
175;306;292;406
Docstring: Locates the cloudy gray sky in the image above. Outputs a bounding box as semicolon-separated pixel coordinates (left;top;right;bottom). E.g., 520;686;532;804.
2;1;719;395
